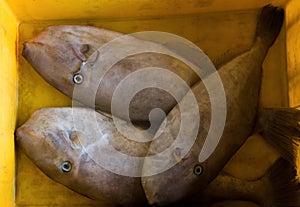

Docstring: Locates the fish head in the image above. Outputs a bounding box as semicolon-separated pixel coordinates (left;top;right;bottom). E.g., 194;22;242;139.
16;108;150;205
141;104;209;205
142;145;207;206
22;25;122;98
16;108;86;181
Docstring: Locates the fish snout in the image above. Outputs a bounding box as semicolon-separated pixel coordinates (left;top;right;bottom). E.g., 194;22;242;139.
22;42;31;59
146;193;161;206
15;126;28;142
143;183;167;206
22;41;45;60
15;126;38;152
16;125;37;144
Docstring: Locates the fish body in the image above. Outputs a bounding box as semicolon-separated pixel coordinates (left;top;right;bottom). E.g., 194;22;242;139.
168;158;299;207
141;5;284;205
210;201;260;207
22;26;199;124
200;158;300;207
16;107;149;205
16;107;299;207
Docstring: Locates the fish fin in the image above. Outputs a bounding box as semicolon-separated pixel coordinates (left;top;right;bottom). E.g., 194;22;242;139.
264;158;300;207
256;5;284;47
259;107;300;164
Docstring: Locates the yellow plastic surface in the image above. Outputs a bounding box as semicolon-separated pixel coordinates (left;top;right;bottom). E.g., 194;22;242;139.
285;0;300;174
16;9;288;207
2;0;289;22
286;0;300;106
0;1;18;207
0;0;299;206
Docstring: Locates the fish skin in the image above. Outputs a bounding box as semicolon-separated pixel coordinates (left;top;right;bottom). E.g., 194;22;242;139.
158;157;299;207
141;5;284;205
22;25;199;124
209;201;260;207
22;26;122;98
16;107;150;205
195;158;299;207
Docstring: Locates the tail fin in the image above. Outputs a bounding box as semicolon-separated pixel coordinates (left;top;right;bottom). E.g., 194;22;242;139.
259;106;300;164
256;5;284;47
265;158;300;207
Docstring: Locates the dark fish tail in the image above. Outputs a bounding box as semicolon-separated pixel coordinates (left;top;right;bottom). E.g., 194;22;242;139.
263;158;300;207
259;106;300;164
256;5;284;48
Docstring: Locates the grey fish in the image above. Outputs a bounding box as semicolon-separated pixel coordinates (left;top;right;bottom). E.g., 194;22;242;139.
22;25;202;125
210;201;260;207
199;158;300;207
141;5;285;205
169;158;300;207
16;107;300;206
16;107;150;206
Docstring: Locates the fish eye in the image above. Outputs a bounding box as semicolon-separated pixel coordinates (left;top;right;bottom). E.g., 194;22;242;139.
60;161;72;173
73;73;83;84
193;164;203;176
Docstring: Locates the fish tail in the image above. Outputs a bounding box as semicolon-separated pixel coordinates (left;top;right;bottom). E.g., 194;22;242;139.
263;158;300;207
258;106;300;164
256;5;284;48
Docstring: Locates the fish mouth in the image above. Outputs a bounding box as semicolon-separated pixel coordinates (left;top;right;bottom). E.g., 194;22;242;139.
22;41;43;61
15;126;36;154
22;42;31;59
142;173;186;206
16;123;47;150
146;194;166;206
142;183;166;206
16;125;36;143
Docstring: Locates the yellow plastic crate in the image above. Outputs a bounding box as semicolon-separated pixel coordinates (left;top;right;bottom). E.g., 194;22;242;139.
0;0;299;206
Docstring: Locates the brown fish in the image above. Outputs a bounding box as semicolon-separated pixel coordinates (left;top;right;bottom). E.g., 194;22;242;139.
210;201;260;207
169;158;300;207
199;158;300;207
16;106;299;206
22;25;206;125
16;107;150;206
141;5;285;205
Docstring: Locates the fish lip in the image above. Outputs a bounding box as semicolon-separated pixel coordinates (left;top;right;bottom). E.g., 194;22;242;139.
15;126;36;152
15;126;35;143
146;197;165;206
22;41;47;60
143;187;164;206
142;175;186;206
22;42;30;59
15;126;26;141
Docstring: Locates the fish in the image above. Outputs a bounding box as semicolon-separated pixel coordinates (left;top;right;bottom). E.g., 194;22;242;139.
16;107;151;206
209;201;260;207
17;107;300;207
22;25;204;125
141;5;285;205
168;158;300;207
198;158;300;207
200;158;300;207
16;107;300;207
